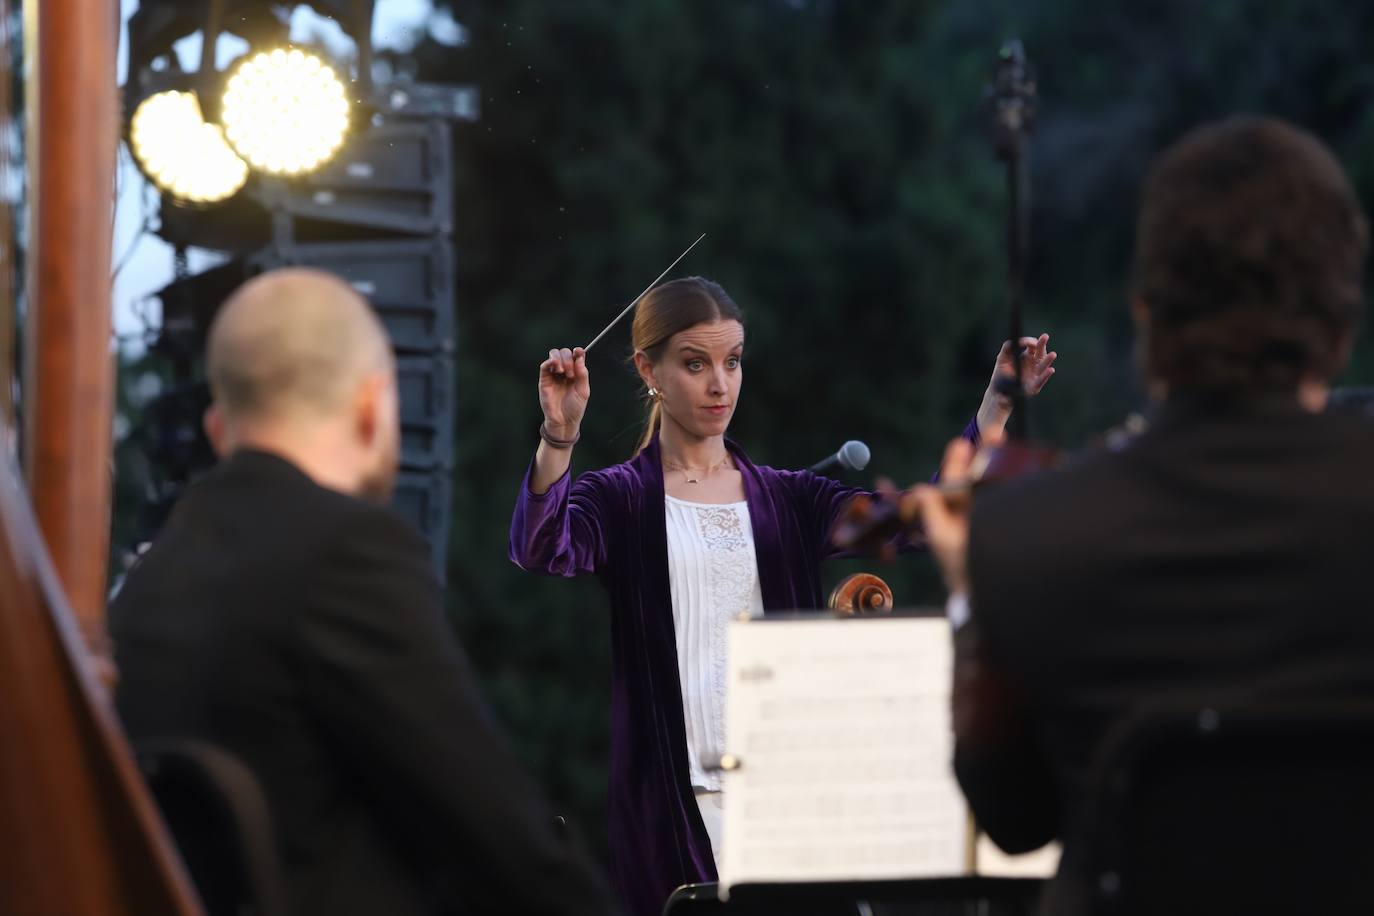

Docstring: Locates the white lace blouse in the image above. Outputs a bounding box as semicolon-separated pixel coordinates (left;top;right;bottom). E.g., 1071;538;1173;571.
664;494;765;791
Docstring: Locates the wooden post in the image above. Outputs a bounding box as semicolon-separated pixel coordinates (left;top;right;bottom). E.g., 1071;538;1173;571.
0;6;204;914
22;0;118;656
0;2;13;434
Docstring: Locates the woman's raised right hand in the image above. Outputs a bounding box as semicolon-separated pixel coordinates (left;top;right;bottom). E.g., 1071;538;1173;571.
539;346;590;435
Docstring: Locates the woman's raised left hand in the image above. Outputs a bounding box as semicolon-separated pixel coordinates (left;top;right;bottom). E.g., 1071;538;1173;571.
977;333;1057;436
995;333;1056;396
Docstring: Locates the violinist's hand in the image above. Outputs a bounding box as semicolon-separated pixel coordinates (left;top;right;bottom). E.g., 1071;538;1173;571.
538;346;590;437
977;333;1056;437
912;435;983;597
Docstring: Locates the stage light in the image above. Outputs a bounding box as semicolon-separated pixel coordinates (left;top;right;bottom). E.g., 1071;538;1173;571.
221;48;351;176
129;90;249;204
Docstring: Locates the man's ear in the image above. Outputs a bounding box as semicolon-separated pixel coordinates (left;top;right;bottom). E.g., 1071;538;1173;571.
1130;297;1168;401
353;372;385;446
203;404;228;456
632;350;657;392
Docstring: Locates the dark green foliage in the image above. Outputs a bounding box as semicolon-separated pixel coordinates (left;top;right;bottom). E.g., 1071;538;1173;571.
424;1;1019;858
408;0;1374;862
113;0;1374;865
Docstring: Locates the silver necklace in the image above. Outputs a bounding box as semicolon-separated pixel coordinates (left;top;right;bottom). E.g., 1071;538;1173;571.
663;455;733;484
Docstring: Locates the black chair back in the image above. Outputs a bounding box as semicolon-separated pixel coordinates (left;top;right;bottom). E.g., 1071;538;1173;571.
136;740;290;916
663;882;724;915
663;878;1042;915
1084;704;1374;916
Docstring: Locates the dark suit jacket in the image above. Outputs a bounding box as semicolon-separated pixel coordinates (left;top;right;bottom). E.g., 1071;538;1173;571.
955;396;1374;913
111;450;617;916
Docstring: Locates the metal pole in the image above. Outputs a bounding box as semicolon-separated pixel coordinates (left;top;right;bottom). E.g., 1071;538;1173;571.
987;39;1037;441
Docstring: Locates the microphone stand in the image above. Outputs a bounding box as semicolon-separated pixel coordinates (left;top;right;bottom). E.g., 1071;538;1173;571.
987;39;1038;441
831;50;1049;559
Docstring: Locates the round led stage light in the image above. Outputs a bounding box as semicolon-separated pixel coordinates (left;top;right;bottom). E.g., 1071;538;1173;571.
130;90;249;204
221;48;351;176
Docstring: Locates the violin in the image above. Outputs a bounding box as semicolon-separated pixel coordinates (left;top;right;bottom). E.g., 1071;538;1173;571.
831;439;1060;557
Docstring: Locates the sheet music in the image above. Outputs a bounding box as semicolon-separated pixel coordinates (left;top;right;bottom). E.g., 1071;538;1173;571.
976;833;1061;877
718;614;969;894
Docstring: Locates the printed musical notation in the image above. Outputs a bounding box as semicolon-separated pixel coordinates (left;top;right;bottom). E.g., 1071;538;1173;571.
717;615;969;892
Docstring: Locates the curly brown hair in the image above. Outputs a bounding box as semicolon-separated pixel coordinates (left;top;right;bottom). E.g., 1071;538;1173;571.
1134;117;1368;394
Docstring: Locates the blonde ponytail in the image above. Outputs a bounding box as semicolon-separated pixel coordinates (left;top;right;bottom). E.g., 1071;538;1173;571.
634;396;662;455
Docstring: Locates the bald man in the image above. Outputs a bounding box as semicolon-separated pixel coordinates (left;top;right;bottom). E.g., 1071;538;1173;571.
111;270;617;916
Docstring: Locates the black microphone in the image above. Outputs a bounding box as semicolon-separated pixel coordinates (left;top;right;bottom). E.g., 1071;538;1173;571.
809;440;871;476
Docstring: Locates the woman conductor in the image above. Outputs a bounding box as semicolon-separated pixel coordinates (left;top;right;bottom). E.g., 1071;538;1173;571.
510;277;1056;915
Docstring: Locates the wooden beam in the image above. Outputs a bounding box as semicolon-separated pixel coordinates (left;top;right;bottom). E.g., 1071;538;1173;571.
23;0;119;657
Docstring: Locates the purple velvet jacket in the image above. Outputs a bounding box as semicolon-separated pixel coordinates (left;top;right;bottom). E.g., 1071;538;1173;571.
509;425;977;916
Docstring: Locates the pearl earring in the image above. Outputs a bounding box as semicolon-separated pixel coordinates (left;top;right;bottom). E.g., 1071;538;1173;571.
648;387;659;399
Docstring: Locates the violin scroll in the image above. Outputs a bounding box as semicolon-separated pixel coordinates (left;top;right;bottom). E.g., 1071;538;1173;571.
827;573;895;616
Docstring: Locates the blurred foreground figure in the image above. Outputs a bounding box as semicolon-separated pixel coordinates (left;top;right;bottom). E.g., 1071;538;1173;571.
917;117;1374;914
112;269;616;916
